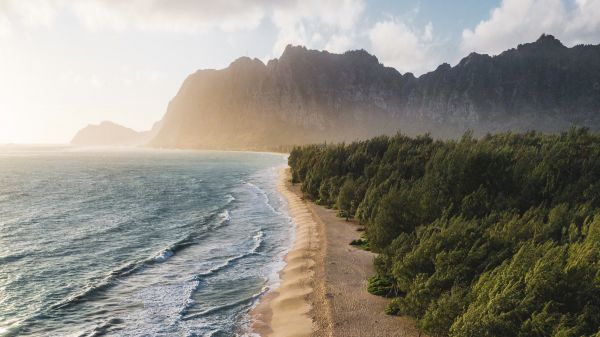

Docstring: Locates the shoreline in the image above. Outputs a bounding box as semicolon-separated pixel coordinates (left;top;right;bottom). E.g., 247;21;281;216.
250;167;327;337
251;166;420;337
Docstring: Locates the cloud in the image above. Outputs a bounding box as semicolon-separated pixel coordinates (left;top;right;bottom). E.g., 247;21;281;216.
3;0;58;27
69;0;267;32
568;0;600;43
271;0;365;55
325;34;354;53
0;0;366;56
0;0;366;37
368;19;440;75
0;0;279;33
461;0;600;55
0;0;59;36
271;0;364;31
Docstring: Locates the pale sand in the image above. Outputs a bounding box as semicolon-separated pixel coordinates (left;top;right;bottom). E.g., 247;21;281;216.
252;167;421;337
251;167;327;337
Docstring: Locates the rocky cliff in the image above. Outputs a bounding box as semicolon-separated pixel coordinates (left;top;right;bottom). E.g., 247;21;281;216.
149;34;600;149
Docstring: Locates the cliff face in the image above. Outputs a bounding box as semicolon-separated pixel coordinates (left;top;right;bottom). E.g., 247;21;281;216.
151;34;600;149
406;34;600;132
151;48;413;149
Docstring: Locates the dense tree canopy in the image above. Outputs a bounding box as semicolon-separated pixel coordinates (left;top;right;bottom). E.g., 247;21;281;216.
288;129;600;337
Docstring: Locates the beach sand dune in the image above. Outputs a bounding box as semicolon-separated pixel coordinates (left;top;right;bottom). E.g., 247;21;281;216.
252;168;421;337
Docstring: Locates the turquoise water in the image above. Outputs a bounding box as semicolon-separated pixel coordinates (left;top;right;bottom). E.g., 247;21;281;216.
0;148;291;336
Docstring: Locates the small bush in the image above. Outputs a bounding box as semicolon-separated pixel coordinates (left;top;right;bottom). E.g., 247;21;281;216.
385;298;402;315
350;234;370;251
367;274;395;297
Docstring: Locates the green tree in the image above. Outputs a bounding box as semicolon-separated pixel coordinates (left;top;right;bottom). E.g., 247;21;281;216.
289;129;600;337
337;178;356;220
369;189;420;249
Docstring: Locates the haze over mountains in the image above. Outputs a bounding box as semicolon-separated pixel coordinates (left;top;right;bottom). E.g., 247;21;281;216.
71;121;162;147
72;34;600;149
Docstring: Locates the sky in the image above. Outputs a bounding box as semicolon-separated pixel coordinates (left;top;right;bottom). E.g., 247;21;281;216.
1;0;600;144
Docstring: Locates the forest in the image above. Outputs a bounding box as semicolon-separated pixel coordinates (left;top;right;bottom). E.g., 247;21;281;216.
288;128;600;337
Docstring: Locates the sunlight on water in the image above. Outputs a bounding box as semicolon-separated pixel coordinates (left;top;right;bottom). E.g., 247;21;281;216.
0;148;291;337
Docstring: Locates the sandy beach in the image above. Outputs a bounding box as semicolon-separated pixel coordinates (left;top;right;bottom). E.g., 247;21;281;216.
251;167;421;337
251;167;326;337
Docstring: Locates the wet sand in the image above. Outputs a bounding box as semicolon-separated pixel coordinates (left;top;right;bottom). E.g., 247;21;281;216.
251;168;324;337
252;167;421;337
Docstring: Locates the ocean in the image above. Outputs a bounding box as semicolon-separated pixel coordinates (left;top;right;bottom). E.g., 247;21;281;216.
0;147;291;337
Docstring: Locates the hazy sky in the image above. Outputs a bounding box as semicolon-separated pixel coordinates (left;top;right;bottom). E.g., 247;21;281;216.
1;0;600;143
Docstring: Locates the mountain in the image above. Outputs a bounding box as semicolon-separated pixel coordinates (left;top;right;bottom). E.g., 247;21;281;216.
149;34;600;149
71;121;162;146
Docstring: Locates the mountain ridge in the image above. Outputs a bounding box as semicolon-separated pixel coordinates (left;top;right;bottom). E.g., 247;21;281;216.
150;34;600;149
73;34;600;149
